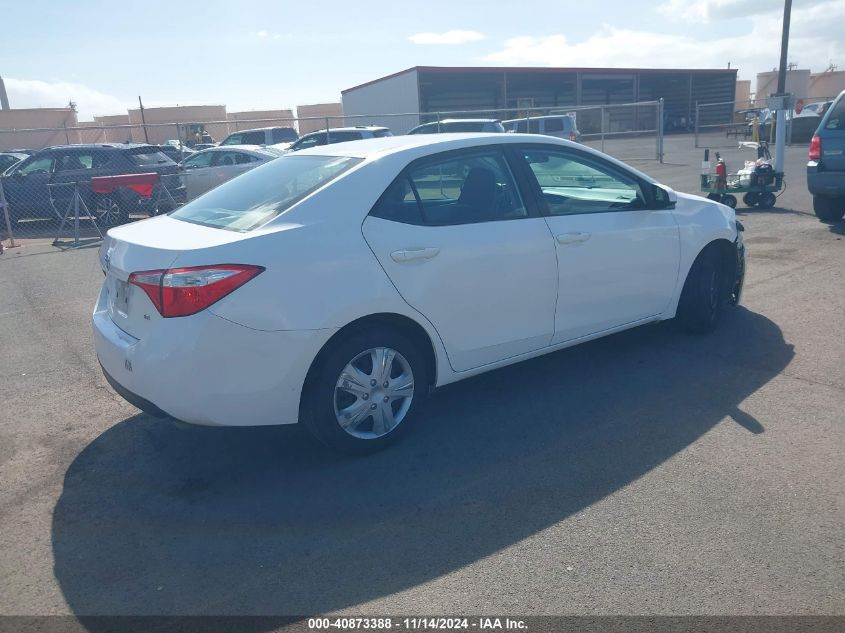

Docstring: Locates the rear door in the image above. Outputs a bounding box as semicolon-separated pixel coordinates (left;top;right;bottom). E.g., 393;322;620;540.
362;146;558;372
515;144;680;344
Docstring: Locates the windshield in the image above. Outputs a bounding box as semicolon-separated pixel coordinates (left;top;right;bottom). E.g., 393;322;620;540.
170;154;361;231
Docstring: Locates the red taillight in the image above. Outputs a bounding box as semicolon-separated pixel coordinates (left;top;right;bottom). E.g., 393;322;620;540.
809;134;822;160
128;264;264;318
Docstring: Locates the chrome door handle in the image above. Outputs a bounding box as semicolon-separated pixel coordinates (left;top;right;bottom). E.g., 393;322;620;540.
556;232;591;245
390;247;440;263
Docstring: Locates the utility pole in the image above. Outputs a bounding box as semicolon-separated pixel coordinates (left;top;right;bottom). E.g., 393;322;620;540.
774;0;792;173
138;96;150;144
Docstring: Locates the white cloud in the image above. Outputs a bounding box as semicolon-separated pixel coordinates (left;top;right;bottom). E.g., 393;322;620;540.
657;0;777;23
4;77;129;119
255;29;268;38
408;30;485;45
482;1;845;80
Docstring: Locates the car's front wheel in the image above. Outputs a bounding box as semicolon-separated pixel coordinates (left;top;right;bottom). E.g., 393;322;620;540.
676;247;729;334
813;195;845;223
302;329;428;453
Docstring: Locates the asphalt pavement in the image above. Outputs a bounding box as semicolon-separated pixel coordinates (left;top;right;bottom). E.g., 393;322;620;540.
0;136;842;622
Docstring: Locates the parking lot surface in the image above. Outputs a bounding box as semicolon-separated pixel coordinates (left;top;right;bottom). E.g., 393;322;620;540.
0;136;843;618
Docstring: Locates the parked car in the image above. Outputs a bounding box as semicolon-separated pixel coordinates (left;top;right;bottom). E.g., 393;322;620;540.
808;90;845;222
180;145;283;200
280;126;392;151
220;127;298;146
407;119;505;134
191;143;217;150
503;115;581;141
94;133;745;453
0;152;28;174
1;144;185;226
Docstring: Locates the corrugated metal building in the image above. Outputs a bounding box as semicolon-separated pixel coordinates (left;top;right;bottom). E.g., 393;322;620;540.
342;66;738;134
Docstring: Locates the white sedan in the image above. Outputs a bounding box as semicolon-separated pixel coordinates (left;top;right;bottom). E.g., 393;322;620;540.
94;134;745;452
180;145;283;200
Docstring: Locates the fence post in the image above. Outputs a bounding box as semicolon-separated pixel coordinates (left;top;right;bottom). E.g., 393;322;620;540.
600;105;605;153
657;98;664;163
0;177;18;249
694;101;700;149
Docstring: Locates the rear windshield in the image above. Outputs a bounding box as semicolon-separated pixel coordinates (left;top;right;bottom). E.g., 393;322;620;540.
170;154;361;231
128;149;173;166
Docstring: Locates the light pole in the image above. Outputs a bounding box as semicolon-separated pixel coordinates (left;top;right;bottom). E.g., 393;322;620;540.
774;0;792;173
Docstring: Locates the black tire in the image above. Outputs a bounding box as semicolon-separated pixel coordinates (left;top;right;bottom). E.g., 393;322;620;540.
742;192;759;207
301;329;428;454
92;194;128;227
676;248;728;334
707;193;721;202
722;194;737;209
813;195;845;223
758;192;776;209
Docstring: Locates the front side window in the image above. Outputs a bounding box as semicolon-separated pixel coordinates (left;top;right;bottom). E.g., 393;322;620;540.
17;156;55;175
521;147;645;215
291;133;327;151
326;131;361;143
221;133;243;146
183;152;213;169
170;154;360;231
371;149;526;226
211;152;239;167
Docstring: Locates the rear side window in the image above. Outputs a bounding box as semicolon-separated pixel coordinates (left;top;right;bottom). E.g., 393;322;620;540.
544;118;564;133
824;98;845;130
371;149;526;226
170;155;361;231
128;149;172;166
240;131;266;145
271;128;297;143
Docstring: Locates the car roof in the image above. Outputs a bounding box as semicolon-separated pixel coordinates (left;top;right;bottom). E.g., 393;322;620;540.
226;126;295;133
39;143;159;152
293;132;658;184
304;126;388;134
502;114;574;122
196;144;280;156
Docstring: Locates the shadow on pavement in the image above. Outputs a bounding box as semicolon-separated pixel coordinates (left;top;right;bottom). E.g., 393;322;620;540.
52;307;793;622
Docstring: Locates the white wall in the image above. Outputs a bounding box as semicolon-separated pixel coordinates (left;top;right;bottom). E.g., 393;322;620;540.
341;69;420;135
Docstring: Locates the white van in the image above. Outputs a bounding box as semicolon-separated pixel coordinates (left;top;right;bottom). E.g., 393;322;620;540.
503;114;580;141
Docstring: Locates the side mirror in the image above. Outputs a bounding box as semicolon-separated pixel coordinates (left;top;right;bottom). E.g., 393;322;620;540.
652;183;677;210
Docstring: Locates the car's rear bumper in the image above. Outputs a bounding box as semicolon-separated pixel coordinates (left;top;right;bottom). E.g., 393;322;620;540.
93;286;336;426
807;163;845;196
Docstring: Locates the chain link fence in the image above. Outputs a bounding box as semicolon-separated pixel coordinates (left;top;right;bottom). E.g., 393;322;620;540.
2;100;665;247
694;96;837;149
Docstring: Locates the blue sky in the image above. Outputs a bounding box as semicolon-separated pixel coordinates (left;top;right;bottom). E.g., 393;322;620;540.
1;0;842;119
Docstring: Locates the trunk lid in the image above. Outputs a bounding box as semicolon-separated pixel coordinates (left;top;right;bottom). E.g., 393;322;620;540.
101;215;250;339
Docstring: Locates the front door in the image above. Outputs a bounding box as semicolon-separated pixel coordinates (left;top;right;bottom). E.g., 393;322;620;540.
515;145;681;344
362;147;558;372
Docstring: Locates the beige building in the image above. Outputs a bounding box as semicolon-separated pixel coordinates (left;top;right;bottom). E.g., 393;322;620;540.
126;105;229;144
735;80;752;108
296;102;343;134
228;109;295;131
0;108;79;151
808;69;845;102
